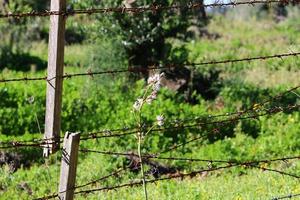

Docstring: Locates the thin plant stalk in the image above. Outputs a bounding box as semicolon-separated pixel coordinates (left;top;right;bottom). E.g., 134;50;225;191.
132;72;164;200
138;131;148;200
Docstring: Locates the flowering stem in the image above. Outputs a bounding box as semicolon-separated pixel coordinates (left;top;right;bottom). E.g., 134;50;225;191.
144;124;156;137
132;72;164;200
138;132;148;200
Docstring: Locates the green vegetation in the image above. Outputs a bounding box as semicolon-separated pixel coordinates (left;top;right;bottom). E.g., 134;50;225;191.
1;3;300;200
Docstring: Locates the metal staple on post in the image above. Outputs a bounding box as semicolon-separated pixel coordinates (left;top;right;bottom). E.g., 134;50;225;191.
44;0;67;157
58;132;80;200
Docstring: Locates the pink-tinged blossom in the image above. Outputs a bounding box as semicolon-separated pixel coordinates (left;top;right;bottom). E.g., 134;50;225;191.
146;91;157;104
156;115;164;126
147;72;164;86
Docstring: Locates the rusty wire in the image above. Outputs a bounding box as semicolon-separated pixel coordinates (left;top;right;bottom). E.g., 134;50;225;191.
51;167;127;199
1;81;298;149
35;156;300;199
0;141;55;149
79;102;300;141
1;102;298;150
80;83;300;141
79;103;299;163
1;51;299;84
0;138;63;150
79;149;300;165
272;193;300;200
0;0;291;19
0;85;294;149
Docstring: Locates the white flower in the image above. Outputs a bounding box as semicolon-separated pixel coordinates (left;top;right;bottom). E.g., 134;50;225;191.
156;115;164;126
147;73;164;85
133;98;143;111
147;75;156;85
153;82;161;92
146;91;157;104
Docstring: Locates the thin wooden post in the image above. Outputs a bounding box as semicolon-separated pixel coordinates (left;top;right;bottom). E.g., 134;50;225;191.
59;132;80;200
44;0;67;157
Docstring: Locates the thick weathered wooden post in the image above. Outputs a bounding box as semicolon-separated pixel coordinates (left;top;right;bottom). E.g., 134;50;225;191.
44;0;67;157
59;132;80;200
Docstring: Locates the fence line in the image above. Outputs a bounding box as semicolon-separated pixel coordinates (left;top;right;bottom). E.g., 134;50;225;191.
80;103;300;141
35;156;300;199
79;149;300;165
0;0;291;19
1;102;298;150
73;163;299;194
1;51;300;84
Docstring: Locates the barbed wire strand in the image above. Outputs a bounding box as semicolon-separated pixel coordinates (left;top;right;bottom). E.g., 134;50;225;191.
79;149;300;165
0;0;292;19
1;79;298;148
272;193;300;200
1;51;299;84
78;105;299;171
253;166;300;179
2;84;298;148
35;159;300;199
1;103;298;149
54;167;127;197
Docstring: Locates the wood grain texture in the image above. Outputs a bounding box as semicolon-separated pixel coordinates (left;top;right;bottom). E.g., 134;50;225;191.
59;132;80;200
44;0;67;157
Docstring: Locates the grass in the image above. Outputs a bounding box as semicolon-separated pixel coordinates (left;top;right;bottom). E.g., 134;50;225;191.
1;112;299;199
1;8;300;200
73;171;300;200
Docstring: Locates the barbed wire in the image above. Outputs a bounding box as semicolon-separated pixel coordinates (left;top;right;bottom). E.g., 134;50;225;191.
156;106;299;156
78;104;299;172
35;156;300;199
1;102;298;150
0;0;292;19
1;82;298;149
253;165;300;179
80;103;300;142
53;167;127;198
73;163;299;194
272;193;300;200
1;51;299;84
0;142;55;149
0;139;62;150
79;149;300;165
1;81;297;148
34;164;238;199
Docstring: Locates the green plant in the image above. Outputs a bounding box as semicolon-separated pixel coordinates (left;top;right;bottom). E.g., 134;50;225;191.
131;72;165;199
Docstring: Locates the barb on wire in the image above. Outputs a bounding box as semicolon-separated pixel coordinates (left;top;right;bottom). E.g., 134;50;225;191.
0;0;291;19
1;51;300;84
80;130;139;141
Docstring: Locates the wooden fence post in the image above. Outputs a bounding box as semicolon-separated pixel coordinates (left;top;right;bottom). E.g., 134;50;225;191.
59;132;80;200
44;0;67;157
